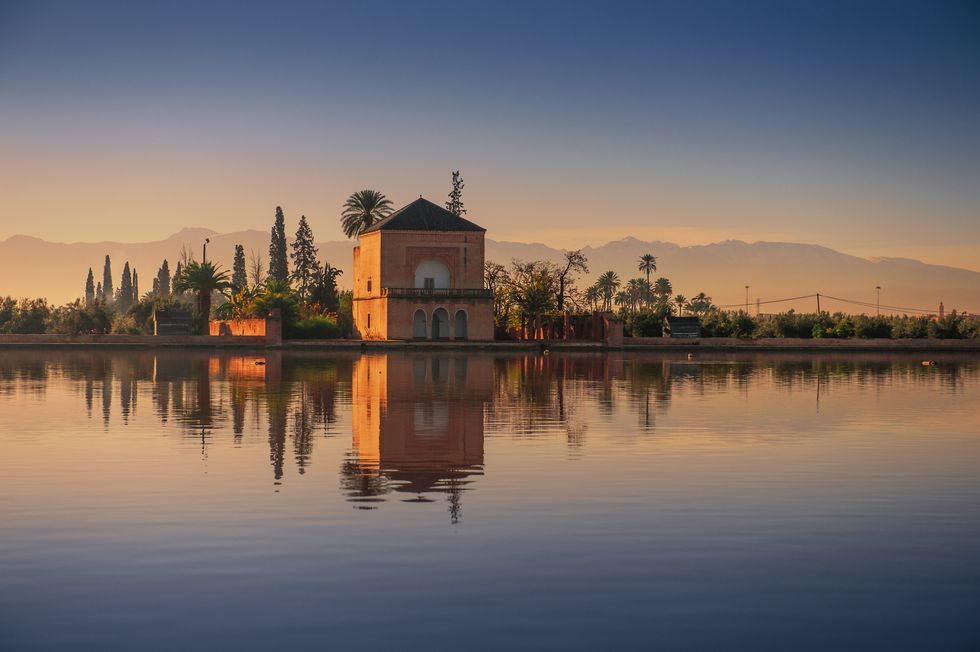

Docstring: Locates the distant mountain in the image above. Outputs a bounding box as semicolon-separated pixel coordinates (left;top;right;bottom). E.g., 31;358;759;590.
1;230;978;314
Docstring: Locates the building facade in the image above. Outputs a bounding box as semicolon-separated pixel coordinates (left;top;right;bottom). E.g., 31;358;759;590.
352;198;494;340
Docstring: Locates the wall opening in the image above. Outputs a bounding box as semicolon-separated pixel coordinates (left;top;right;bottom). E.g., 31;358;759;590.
412;309;426;339
454;310;468;340
432;308;449;340
414;260;451;289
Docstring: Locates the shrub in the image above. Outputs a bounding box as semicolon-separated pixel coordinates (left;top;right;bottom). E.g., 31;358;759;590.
46;300;113;335
853;315;892;339
289;315;341;339
629;311;664;337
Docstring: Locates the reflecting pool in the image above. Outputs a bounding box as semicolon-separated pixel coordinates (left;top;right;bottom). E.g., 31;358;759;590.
1;350;979;650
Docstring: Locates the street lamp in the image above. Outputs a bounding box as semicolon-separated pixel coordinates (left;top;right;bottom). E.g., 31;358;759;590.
745;285;749;313
875;285;881;316
203;238;210;264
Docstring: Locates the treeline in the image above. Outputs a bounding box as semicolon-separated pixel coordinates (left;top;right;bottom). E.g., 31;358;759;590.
1;206;349;337
688;310;980;340
485;250;715;334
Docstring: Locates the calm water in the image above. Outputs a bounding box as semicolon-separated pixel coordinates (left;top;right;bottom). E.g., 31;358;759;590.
1;350;979;650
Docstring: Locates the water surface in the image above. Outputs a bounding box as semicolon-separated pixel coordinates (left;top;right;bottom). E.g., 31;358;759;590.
1;350;979;650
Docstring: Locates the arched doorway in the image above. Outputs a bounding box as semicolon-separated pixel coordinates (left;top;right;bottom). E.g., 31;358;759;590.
412;309;426;339
432;308;449;340
454;310;468;340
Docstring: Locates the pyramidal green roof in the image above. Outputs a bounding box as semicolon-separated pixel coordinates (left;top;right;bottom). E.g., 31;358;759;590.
361;197;485;234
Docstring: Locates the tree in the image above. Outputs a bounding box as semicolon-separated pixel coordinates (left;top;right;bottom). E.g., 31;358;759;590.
674;294;687;315
132;268;139;303
85;269;95;305
232;244;247;292
156;260;171;297
268;206;289;284
503;260;558;330
446;170;466;216
118;262;134;311
596;271;621;311
96;282;104;302
341;190;393;238
638;254;657;283
249;250;265;287
585;285;600;312
173;261;183;291
556;249;588;312
653;277;673;309
290;215;319;300
484;261;510;326
172;261;232;333
102;255;113;304
309;262;342;312
688;292;714;316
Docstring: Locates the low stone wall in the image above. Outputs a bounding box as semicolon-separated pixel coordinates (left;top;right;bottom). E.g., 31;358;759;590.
209;319;266;337
623;337;980;351
0;334;266;347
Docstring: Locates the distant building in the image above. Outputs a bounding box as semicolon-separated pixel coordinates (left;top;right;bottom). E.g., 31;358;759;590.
663;315;701;339
352;198;494;340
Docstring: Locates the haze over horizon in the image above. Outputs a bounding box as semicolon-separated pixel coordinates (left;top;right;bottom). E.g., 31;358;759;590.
2;1;979;271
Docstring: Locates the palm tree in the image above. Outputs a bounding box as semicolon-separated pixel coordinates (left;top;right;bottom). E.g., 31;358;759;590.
341;190;394;238
584;285;600;313
172;261;232;333
674;294;687;315
638;253;657;283
596;271;620;311
653;277;673;301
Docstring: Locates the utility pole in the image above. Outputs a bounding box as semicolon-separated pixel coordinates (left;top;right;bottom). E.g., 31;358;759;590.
203;238;210;264
816;293;821;313
756;298;760;316
875;285;881;316
745;285;749;313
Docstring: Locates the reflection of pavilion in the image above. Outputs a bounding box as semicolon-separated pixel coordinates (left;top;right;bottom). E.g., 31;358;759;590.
346;353;491;522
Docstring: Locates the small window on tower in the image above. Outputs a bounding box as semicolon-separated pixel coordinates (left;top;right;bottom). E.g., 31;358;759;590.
424;277;435;290
367;279;372;292
367;314;371;329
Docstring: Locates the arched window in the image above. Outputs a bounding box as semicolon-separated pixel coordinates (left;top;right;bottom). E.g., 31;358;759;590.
414;260;451;289
432;308;449;340
412;309;426;339
454;310;468;340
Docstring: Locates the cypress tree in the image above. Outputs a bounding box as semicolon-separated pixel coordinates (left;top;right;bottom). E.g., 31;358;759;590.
132;268;139;303
446;170;466;216
157;259;171;297
96;282;104;303
102;255;114;304
85;268;95;305
232;244;247;292
289;215;319;300
268;206;289;284
118;262;133;311
152;277;160;295
174;261;182;293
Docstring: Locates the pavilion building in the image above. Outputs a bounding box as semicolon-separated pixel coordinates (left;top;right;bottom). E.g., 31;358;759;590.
352;197;494;340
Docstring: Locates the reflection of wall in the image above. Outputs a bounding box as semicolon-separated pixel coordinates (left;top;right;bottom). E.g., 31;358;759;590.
350;353;491;498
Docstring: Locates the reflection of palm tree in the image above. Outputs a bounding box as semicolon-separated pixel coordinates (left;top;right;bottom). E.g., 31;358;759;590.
341;190;394;238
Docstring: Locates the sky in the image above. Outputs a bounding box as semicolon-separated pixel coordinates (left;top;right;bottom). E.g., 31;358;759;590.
1;0;979;270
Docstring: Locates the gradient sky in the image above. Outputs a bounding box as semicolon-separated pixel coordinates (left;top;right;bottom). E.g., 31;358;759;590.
1;0;979;269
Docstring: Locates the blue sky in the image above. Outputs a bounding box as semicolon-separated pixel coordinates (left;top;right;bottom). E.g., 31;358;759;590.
1;0;978;267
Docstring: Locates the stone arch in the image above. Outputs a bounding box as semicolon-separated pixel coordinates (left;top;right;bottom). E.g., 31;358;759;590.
432;307;450;340
454;309;468;340
414;260;451;289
